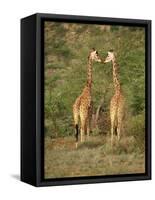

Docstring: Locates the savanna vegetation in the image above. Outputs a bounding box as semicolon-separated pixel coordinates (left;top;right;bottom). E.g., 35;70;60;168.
44;21;145;178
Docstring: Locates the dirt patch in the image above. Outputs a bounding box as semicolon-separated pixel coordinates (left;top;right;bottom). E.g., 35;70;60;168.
44;135;145;179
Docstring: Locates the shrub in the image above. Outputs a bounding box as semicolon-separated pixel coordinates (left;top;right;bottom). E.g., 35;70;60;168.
126;111;145;152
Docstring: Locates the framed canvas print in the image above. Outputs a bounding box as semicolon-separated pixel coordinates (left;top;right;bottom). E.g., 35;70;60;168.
21;13;151;187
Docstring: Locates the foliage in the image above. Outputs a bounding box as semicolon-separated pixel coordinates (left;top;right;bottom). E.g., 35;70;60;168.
125;112;145;152
44;21;145;149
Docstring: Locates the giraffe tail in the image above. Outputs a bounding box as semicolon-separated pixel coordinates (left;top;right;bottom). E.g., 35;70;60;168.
75;124;79;148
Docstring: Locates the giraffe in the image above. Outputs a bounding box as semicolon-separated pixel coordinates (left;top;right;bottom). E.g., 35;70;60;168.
73;48;102;148
104;50;125;145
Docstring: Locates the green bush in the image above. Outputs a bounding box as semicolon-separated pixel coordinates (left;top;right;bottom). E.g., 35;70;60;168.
126;112;145;152
44;22;145;142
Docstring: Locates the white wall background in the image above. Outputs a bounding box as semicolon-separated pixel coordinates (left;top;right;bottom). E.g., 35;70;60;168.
0;0;154;199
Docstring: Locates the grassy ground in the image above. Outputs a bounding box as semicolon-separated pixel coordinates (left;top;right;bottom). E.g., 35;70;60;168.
44;135;145;179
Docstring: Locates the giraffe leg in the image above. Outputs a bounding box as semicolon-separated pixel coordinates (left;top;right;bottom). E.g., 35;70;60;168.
117;102;124;142
86;106;92;140
73;106;79;148
110;95;117;147
86;117;90;141
117;113;123;142
81;121;87;143
111;121;115;146
80;114;87;143
110;111;116;147
117;123;121;141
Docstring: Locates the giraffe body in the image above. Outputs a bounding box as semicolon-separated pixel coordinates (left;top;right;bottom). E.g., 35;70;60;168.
73;49;101;148
73;86;92;144
104;50;125;145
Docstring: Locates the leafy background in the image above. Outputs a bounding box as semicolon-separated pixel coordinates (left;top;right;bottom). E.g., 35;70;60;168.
44;21;145;178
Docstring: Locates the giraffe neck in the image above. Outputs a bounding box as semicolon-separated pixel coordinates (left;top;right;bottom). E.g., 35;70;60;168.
112;59;121;93
87;59;93;89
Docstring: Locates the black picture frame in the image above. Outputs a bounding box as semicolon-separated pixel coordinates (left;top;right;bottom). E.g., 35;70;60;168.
21;13;151;187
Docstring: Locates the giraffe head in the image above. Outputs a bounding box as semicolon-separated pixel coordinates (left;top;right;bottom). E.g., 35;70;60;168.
88;48;102;63
104;50;115;63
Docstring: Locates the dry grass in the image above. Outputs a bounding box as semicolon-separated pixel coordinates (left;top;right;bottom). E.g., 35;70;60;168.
44;135;145;179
